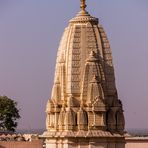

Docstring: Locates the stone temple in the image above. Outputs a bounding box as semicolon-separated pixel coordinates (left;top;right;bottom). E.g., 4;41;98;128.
43;0;125;147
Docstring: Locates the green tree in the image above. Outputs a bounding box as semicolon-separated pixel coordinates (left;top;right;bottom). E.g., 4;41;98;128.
0;96;20;132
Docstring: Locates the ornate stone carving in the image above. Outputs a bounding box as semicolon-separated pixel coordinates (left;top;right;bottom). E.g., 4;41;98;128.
77;108;88;130
44;1;125;146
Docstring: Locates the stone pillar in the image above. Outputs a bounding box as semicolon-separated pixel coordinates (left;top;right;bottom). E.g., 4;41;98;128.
107;143;116;148
115;142;125;148
57;139;63;148
63;139;80;148
46;139;57;148
89;143;108;148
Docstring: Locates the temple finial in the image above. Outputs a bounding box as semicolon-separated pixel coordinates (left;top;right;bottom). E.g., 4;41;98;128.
80;0;87;11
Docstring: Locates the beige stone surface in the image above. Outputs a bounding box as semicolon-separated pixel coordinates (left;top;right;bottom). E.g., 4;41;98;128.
43;0;125;147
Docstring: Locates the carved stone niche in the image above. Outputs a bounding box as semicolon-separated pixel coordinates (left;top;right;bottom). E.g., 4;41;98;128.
116;109;125;132
107;109;116;132
58;108;66;131
64;108;76;131
77;108;88;130
90;97;107;130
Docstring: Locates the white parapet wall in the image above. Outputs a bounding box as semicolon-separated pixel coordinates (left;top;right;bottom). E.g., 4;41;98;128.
125;137;148;148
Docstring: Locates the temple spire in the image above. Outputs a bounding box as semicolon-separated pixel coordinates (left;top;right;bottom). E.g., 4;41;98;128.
44;1;125;147
80;0;87;11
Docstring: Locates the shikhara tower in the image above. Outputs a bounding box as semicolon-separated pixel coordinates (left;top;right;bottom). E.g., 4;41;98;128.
43;0;125;147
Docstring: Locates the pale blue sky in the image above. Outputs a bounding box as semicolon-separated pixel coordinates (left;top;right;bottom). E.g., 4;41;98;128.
0;0;148;130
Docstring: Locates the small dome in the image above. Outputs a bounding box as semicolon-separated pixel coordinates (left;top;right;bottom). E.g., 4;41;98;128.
70;10;98;24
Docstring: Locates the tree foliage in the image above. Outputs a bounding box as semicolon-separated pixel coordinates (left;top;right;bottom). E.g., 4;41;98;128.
0;96;20;132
